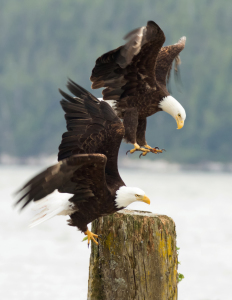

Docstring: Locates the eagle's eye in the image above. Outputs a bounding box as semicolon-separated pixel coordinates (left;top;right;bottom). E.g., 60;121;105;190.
135;194;139;197
178;113;181;117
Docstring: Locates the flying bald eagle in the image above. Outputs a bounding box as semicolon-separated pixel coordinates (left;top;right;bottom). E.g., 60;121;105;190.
90;21;186;156
16;80;150;245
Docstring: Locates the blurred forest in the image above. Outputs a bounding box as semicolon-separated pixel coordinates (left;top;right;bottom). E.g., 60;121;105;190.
1;0;232;163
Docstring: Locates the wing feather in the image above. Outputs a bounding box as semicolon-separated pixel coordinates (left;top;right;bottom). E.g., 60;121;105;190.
58;79;123;161
156;36;186;88
90;21;165;102
16;154;108;209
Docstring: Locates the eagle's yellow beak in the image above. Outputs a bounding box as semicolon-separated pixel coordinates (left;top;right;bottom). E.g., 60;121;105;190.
176;115;184;130
141;195;150;205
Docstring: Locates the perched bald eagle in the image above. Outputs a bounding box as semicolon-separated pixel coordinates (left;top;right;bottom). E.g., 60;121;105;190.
16;80;150;245
91;21;186;156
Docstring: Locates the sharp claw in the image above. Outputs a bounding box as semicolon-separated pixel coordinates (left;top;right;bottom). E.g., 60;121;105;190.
155;147;160;150
162;149;166;152
126;150;130;155
139;153;142;158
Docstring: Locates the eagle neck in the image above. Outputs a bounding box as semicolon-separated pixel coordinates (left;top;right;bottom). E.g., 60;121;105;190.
114;186;133;209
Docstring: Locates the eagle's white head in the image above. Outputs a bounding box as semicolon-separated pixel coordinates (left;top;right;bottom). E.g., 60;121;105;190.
115;186;150;209
159;95;186;129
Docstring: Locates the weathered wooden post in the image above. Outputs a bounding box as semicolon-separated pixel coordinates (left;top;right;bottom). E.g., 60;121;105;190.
88;209;178;300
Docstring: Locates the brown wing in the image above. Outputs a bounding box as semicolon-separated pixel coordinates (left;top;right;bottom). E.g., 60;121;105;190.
16;154;108;210
156;36;186;89
16;80;125;210
90;21;165;101
58;79;124;161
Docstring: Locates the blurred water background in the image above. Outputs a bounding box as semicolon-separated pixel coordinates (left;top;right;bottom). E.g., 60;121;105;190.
1;165;232;300
1;0;232;299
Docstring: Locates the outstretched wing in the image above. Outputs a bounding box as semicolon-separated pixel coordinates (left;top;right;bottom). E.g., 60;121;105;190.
156;36;186;89
90;21;165;101
16;80;125;211
16;154;108;211
58;79;124;161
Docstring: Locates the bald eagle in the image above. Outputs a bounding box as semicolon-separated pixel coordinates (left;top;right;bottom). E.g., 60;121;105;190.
91;21;186;156
16;80;150;245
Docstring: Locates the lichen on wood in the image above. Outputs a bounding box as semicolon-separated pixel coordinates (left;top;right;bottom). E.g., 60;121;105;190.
87;209;178;300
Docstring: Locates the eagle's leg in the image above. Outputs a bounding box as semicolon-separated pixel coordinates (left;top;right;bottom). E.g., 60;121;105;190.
136;119;165;154
84;229;99;246
123;110;151;156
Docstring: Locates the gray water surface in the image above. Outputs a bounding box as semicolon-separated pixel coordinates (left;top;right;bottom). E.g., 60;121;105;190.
0;166;231;300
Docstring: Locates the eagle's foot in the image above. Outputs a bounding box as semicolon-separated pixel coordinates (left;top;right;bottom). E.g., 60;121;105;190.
145;145;166;154
84;229;99;247
126;143;150;155
139;151;151;158
144;144;153;150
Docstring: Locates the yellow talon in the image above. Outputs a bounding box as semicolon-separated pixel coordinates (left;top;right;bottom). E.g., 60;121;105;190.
144;144;153;149
126;143;165;157
151;148;164;154
84;229;99;246
144;144;165;154
129;143;140;153
127;143;150;155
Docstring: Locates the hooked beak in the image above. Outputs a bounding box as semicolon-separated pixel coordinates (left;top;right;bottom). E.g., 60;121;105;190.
141;195;150;205
176;115;184;130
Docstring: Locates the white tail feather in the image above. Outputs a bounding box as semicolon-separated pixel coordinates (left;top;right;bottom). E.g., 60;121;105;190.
29;207;65;228
31;198;49;210
29;190;75;228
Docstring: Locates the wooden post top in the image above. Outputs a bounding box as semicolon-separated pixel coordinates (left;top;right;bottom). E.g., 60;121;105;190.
117;208;175;220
